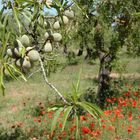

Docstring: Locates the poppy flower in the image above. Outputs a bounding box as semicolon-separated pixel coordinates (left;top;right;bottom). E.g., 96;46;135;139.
128;126;133;133
128;113;133;121
80;115;86;121
81;126;91;134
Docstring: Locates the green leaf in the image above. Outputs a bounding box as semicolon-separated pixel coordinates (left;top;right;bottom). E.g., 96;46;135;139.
51;107;63;135
72;0;87;16
8;64;27;82
77;101;101;119
0;66;5;95
76;68;82;93
31;4;39;23
2;13;9;27
0;7;4;17
54;0;63;9
2;32;10;58
84;101;110;124
21;11;31;23
4;65;18;80
13;8;21;34
47;107;59;112
84;101;103;115
70;69;82;103
15;0;34;5
62;106;73;131
47;104;64;112
21;47;26;58
132;12;140;17
75;115;79;140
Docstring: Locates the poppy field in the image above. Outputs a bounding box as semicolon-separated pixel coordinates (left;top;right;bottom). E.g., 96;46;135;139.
0;59;140;140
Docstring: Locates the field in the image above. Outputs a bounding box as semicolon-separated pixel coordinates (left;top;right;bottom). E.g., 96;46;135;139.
0;54;140;140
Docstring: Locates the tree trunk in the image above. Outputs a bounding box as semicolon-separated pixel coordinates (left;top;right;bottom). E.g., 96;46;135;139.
63;44;68;54
96;53;112;109
77;43;84;56
85;47;93;59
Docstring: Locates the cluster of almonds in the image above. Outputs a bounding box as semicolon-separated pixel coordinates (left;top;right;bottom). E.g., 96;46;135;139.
53;9;74;30
6;32;63;70
43;10;75;55
6;9;74;70
6;35;40;69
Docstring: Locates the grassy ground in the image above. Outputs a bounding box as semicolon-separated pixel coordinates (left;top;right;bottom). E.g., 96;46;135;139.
0;54;140;139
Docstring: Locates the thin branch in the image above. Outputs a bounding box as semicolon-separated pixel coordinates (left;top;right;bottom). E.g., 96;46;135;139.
39;56;68;104
28;68;41;78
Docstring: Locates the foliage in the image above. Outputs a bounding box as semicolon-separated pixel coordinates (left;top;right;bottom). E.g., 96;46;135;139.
66;51;79;65
0;0;70;94
47;70;104;139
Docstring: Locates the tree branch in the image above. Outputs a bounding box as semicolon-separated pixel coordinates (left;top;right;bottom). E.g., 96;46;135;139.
28;68;41;78
39;56;68;104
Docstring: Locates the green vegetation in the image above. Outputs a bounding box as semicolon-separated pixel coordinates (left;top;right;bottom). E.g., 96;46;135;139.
0;0;140;139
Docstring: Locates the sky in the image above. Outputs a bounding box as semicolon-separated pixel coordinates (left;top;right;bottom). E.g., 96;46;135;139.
0;0;2;10
0;0;57;15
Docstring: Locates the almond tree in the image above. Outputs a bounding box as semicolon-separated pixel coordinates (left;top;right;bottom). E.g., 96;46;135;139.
0;1;103;138
74;0;140;108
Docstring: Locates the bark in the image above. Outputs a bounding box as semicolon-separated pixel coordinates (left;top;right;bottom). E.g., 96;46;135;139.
96;52;112;109
63;44;68;54
77;44;84;56
38;56;68;104
85;47;93;59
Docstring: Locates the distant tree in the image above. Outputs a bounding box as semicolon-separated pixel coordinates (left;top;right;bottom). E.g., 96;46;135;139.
74;0;140;108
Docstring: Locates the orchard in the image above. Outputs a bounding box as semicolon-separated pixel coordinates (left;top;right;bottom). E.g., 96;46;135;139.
0;0;140;140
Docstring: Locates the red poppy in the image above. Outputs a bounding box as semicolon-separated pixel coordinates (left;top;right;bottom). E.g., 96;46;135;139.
128;126;133;133
87;113;92;117
80;115;86;121
133;92;139;96
124;92;131;96
37;119;41;123
112;97;117;101
132;100;137;107
90;123;95;129
128;113;133;121
122;124;125;128
59;123;63;128
91;131;101;137
34;118;37;122
102;124;106;129
106;98;113;103
136;133;140;139
137;127;140;131
70;125;77;132
41;111;46;115
62;131;67;137
81;126;91;134
108;125;115;131
47;111;53;119
104;110;112;116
